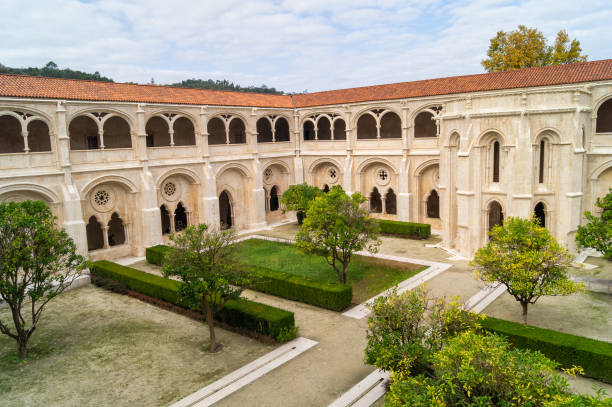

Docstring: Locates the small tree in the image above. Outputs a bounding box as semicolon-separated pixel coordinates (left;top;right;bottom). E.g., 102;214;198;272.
0;200;85;359
482;25;587;72
296;186;380;284
162;224;245;352
576;188;611;260
471;216;582;324
280;183;323;225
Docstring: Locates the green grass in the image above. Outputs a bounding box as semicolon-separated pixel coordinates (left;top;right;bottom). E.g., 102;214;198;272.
233;239;425;303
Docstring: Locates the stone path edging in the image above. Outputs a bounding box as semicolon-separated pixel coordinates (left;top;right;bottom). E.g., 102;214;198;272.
169;337;318;407
327;369;390;407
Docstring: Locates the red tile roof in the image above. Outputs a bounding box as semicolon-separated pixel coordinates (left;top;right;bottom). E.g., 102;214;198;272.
292;59;612;107
1;59;612;109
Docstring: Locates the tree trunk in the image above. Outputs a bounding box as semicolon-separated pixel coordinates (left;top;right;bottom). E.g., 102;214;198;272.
203;297;218;353
520;301;529;325
18;336;28;360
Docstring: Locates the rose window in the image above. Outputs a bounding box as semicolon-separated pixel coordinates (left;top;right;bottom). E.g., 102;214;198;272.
328;168;337;179
378;169;388;181
94;190;110;206
163;182;177;197
264;168;273;182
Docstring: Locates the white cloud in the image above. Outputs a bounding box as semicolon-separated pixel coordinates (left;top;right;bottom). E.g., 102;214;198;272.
0;0;610;92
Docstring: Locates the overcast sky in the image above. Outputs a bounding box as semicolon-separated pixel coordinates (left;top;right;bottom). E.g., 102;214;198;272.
2;0;611;93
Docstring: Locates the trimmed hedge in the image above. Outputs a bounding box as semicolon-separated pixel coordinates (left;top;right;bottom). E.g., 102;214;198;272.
90;260;295;341
481;316;612;384
147;244;353;311
146;244;172;266
243;263;352;311
377;219;431;239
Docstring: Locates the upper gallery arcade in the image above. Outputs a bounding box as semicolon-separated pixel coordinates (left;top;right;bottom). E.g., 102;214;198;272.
0;59;611;260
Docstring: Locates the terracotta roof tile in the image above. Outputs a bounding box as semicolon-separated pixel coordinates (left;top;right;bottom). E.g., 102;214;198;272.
0;75;294;108
292;59;612;107
1;59;612;109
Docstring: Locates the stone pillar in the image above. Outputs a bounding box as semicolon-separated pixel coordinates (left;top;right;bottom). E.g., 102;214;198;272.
136;104;163;252
398;103;411;221
102;225;110;249
199;107;220;229
293;111;304;184
343;108;353;194
511;96;534;218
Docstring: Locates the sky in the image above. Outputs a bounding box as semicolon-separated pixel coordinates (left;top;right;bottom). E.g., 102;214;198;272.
1;0;612;93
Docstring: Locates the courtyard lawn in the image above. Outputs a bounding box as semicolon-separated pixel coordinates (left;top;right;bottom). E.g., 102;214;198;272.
571;256;612;280
0;285;274;407
233;238;425;304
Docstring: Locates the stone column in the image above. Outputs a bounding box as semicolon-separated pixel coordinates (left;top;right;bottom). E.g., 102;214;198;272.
511;96;534;218
102;225;110;249
343;107;354;193
293;111;304;184
397;103;411;221
199;107;220;229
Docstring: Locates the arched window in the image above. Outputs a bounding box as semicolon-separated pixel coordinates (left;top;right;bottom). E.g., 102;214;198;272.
208;117;226;145
370;187;382;213
174;202;188;232
107;212;126;246
380;112;401;139
333;119;346;140
385;189;397;214
426;190;439;218
414;112;436;138
0;115;25;153
538;139;546;184
596;99;612;133
145;116;170;147
103;116;132;149
86;216;104;251
173;117;196;146
269;186;279;211
275;118;290;142
69;115;99;150
228;118;246;144
492;141;500;183
27;120;51;152
219;191;232;229
303;121;315;140
534;202;546;228
257;118;273;143
160;205;171;235
357;114;377;139
488;201;504;232
317;117;332;140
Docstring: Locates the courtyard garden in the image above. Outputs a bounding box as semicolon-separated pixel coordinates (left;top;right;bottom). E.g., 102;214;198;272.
0;285;274;407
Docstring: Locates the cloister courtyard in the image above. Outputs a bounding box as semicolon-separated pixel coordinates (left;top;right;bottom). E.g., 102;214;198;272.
1;223;610;407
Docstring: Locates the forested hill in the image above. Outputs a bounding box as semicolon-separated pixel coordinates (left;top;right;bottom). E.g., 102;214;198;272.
0;61;284;94
0;61;114;82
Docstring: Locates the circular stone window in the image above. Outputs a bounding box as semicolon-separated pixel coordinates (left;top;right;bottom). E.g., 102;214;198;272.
326;166;339;184
91;188;115;213
376;168;391;186
263;168;273;184
162;181;180;201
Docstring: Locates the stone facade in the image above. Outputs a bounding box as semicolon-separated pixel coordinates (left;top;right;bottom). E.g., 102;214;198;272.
1;74;611;260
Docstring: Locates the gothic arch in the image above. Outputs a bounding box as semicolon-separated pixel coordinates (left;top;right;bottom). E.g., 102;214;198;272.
69;107;136;131
215;162;252;178
413;159;440;178
477;129;505;146
81;175;138;198
0;183;60;203
589;159;612;180
146;109;200;133
262;160;290;174
534;128;561;144
351;105;402;129
356;157;399;175
308;157;344;175
155;167;201;187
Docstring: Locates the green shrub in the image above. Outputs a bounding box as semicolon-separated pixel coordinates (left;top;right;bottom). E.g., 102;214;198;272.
146;245;172;266
243;264;353;311
90;260;295;341
481;316;612;384
377;219;431;239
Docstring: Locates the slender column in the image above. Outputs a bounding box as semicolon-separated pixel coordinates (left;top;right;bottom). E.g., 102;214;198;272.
98;128;105;149
22;130;30;153
169;213;176;233
293;111;304;184
169;129;175;147
102;226;110;249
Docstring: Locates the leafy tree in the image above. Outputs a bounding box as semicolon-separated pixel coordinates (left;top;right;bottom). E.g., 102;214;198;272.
0;200;85;359
162;224;246;352
482;25;587;72
280;183;323;224
576;188;612;260
471;216;582;324
385;331;610;407
365;286;481;378
296;186;380;284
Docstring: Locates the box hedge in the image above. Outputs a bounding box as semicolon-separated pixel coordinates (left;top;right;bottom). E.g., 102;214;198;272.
376;219;431;239
146;244;172;266
243;263;353;311
481;316;612;384
90;260;295;341
147;244;353;311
